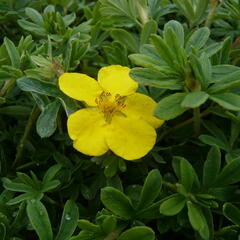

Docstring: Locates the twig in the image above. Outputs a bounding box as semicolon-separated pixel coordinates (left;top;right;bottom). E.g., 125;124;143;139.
158;108;210;141
12;105;40;168
205;0;219;28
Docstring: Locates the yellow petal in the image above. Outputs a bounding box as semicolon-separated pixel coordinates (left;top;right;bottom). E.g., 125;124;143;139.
106;115;156;160
98;65;138;96
59;73;102;106
67;108;109;156
123;93;164;128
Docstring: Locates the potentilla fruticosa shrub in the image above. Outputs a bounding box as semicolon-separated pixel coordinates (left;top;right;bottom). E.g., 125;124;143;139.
1;0;240;239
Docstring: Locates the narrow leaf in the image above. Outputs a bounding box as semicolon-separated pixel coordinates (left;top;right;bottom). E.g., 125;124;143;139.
55;200;79;240
27;200;53;240
137;169;162;209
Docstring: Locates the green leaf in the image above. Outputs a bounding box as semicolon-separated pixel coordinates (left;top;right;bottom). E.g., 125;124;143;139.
212;65;240;81
140;20;158;45
151;35;177;69
223;203;240;226
165;29;186;69
25;8;44;26
160;194;186;216
203;146;221;188
17;77;77;116
55;200;79;240
18;20;47;36
129;54;165;71
199;135;229;151
154;93;188;120
213;158;240;186
190;53;211;89
185;27;210;54
27;200;53;240
187;201;209;239
43;164;62;184
174;0;194;22
210;93;240;111
199;42;222;57
111;29;139;53
0;223;6;240
136;201;161;219
4;37;20;68
164;20;184;46
102;216;117;234
194;0;209;25
208;70;240;93
179;157;195;191
3;179;33;192
117;226;155;240
181;91;209;108
137;169;162;209
17;77;60;97
36;100;61;138
7;192;43;205
77;220;101;233
129;68;182;90
101;187;134;219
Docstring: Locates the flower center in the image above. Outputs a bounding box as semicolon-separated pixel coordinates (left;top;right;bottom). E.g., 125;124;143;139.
95;91;126;123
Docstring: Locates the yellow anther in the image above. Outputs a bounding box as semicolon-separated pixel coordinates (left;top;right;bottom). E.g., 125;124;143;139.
95;91;126;123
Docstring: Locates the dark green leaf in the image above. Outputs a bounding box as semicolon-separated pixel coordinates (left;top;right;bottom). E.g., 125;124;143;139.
213;159;240;186
25;8;44;26
36;100;61;138
185;27;210;53
154;93;188;120
17;77;60;97
4;37;20;68
137;169;162;209
130;68;182;90
55;200;79;240
187;201;209;239
203;146;221;187
101;187;134;219
181;91;209;108
223;203;240;226
27;200;53;240
117;226;155;240
164;20;184;46
140;20;158;45
210;93;240;111
160;194;186;216
111;29;139;53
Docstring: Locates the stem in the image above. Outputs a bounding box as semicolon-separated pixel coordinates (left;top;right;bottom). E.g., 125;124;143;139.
158;108;210;142
162;181;177;191
16;161;40;171
43;195;61;206
0;79;15;97
12;105;40;168
193;107;201;136
204;0;219;28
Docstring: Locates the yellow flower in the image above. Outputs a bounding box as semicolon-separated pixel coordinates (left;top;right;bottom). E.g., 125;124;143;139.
59;65;164;160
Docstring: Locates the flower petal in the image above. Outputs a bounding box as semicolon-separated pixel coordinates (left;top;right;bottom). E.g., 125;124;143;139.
67;108;109;156
123;93;164;128
106;115;156;160
59;73;102;106
98;65;138;96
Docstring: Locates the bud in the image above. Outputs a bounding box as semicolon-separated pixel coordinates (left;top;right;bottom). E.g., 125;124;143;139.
31;56;64;81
